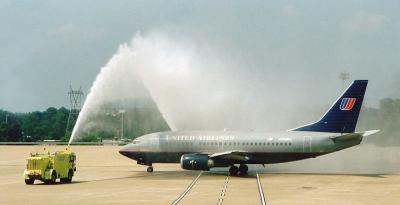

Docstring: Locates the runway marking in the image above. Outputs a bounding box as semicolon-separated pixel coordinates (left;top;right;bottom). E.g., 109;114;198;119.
256;173;267;205
216;175;229;205
171;171;203;205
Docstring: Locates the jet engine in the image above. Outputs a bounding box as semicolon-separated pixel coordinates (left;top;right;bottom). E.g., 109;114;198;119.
180;154;215;170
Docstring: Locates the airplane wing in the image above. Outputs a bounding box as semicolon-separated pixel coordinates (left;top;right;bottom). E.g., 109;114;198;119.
209;150;251;162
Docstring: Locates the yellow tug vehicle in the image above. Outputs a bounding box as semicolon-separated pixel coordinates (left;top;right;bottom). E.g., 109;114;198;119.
23;147;76;185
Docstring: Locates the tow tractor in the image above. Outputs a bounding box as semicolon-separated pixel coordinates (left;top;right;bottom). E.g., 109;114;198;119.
23;147;76;185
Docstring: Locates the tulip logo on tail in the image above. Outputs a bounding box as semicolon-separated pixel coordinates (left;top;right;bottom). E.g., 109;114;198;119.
340;98;356;111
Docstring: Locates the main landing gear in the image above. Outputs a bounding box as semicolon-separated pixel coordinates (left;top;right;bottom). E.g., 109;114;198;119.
229;164;248;176
147;166;153;172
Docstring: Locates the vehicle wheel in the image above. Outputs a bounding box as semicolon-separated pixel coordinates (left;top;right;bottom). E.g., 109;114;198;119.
66;170;73;183
25;178;34;185
229;166;239;176
239;164;248;175
147;166;153;173
50;171;57;184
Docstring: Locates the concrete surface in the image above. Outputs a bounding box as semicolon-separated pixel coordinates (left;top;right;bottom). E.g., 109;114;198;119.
0;145;399;205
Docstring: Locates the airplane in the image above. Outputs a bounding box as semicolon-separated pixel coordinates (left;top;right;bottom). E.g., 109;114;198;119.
119;80;379;175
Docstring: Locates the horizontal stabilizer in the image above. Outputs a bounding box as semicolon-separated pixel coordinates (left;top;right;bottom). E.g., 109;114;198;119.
329;133;362;142
329;130;380;142
361;129;380;137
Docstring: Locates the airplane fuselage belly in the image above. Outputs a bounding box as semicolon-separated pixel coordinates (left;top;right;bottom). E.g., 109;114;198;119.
122;151;329;164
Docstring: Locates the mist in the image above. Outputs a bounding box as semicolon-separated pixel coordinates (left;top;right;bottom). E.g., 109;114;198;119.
71;31;317;142
257;144;400;174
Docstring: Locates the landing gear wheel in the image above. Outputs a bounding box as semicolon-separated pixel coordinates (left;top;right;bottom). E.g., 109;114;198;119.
239;164;248;175
229;165;239;176
147;166;153;173
25;178;34;185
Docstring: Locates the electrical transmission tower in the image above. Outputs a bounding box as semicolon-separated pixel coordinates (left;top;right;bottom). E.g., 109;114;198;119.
65;86;84;138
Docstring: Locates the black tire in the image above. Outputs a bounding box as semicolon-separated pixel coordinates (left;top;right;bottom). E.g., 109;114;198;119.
229;166;239;176
66;170;73;183
147;166;153;173
50;171;57;184
25;178;34;185
239;164;249;175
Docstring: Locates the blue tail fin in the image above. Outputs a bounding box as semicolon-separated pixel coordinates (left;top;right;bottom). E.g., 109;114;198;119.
291;80;368;133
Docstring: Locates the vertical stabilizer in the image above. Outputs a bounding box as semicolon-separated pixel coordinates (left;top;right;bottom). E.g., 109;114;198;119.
290;80;368;133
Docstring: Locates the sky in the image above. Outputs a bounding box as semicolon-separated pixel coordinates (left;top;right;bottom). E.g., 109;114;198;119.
0;0;399;112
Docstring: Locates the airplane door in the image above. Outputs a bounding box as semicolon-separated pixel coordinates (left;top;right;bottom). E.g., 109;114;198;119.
303;136;312;152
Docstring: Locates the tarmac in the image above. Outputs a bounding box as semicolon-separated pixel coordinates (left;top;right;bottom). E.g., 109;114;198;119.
1;145;399;205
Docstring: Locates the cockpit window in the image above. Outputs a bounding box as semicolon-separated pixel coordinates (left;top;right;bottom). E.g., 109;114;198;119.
132;140;141;144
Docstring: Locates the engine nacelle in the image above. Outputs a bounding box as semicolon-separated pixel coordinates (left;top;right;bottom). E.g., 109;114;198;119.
180;154;214;171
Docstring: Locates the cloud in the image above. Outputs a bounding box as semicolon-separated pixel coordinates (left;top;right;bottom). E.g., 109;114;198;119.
343;11;390;33
281;5;299;17
46;24;106;44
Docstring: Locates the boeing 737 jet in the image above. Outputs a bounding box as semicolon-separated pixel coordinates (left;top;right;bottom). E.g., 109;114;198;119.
119;80;379;175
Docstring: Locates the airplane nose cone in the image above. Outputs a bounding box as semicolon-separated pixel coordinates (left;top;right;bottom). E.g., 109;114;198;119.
119;143;142;160
119;144;131;157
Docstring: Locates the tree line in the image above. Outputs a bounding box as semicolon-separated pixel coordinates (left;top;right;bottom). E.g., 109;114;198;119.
0;103;170;142
0;98;399;145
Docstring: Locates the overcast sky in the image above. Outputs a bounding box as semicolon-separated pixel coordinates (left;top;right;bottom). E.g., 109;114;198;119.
0;0;399;112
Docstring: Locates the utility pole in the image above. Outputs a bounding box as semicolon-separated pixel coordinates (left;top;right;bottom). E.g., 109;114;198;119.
119;110;126;140
339;72;350;90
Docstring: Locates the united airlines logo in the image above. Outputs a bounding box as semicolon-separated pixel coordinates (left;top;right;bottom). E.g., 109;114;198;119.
340;98;356;111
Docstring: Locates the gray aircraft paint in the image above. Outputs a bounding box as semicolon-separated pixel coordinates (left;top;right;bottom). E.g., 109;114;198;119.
119;130;365;164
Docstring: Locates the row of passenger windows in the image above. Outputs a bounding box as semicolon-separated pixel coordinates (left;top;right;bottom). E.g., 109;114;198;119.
165;141;292;146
